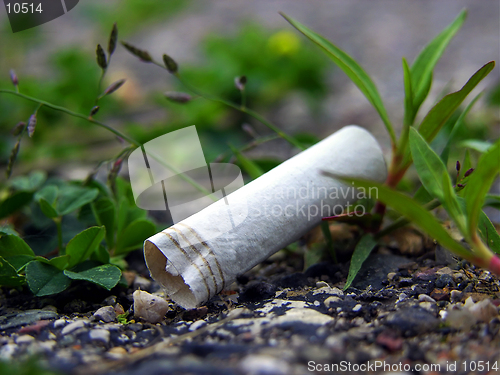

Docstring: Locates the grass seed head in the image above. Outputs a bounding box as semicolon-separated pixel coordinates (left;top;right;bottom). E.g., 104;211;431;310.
121;41;152;62
11;121;26;136
9;69;18;87
164;91;192;103
6;140;20;178
162;54;178;74
27;114;37;137
108;23;118;56
96;44;108;70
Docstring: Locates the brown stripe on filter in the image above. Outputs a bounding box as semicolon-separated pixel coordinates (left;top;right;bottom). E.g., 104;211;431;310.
170;226;219;293
161;232;211;297
178;222;226;291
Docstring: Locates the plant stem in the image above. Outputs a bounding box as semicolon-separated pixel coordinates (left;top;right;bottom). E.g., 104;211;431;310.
151;61;305;151
0;89;140;146
54;217;64;254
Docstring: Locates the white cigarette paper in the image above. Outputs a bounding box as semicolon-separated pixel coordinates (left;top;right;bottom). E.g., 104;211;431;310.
144;125;387;309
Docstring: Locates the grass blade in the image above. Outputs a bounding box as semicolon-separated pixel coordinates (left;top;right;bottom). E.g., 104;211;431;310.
230;145;264;180
464;138;500;237
409;127;448;201
344;234;377;290
478;210;500;255
402;57;414;128
410;10;467;118
281;13;395;145
323;172;472;259
442;172;467;235
418;62;495;143
440;92;483;164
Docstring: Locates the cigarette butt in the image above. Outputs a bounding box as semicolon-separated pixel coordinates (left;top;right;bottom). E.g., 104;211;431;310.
144;125;387;309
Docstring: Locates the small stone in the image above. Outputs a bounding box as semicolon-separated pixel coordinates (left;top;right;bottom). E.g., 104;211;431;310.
89;329;110;344
316;281;330;288
53;319;67;328
313;300;321;307
384;307;440;337
133;290;169;323
189;320;207;331
15;335;35;344
450;290;463;303
106;346;127;359
239;354;290;375
436;274;454;288
418;294;436;303
468;298;498;323
375;331;403;352
430;288;450;301
61;320;87;335
133;275;152;291
352;304;362;312
436;267;454;276
0;344;17;360
93;306;116;323
324;296;342;308
387;272;397;281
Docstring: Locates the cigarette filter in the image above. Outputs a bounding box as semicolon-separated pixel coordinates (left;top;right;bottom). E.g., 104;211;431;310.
144;125;387;309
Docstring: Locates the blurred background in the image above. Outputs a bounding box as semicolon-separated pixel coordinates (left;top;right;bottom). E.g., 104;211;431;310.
0;0;498;182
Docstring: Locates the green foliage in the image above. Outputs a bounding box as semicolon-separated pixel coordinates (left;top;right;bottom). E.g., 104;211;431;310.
0;176;155;296
344;234;377;290
281;13;395;144
298;9;499;281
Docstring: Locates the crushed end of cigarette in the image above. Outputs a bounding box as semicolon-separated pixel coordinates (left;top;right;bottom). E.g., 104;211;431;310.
144;240;200;309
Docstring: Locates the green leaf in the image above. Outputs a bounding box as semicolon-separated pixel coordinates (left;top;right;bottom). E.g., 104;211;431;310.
0;233;35;257
91;198;116;248
440;92;483;164
458;139;493;153
64;264;121;290
0;191;34;219
442;172;467;235
418;62;495;144
402;57;414;128
39;198;59;219
117;198;147;235
409;127;448;201
484;195;500;210
90;244;110;264
344;234;377;290
281;13;395;144
35;186;59;218
35;185;58;205
324;173;472;260
56;186;99;216
48;255;71;270
230;145;264;180
8;171;47;191
115;219;156;255
5;255;35;272
0;256;26;287
26;261;71;296
464;139;500;237
478;211;500;255
66;226;106;268
410;10;467;117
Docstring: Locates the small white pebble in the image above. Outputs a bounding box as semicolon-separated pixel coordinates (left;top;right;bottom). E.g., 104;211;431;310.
89;329;110;344
313;300;320;306
352;304;362;312
450;290;463;303
418;294;436;303
61;320;87;335
189;320;207;331
15;335;35;345
387;272;397;281
316;281;330;288
53;319;67;328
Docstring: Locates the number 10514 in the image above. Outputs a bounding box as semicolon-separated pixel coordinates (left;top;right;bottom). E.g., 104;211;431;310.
6;3;43;14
